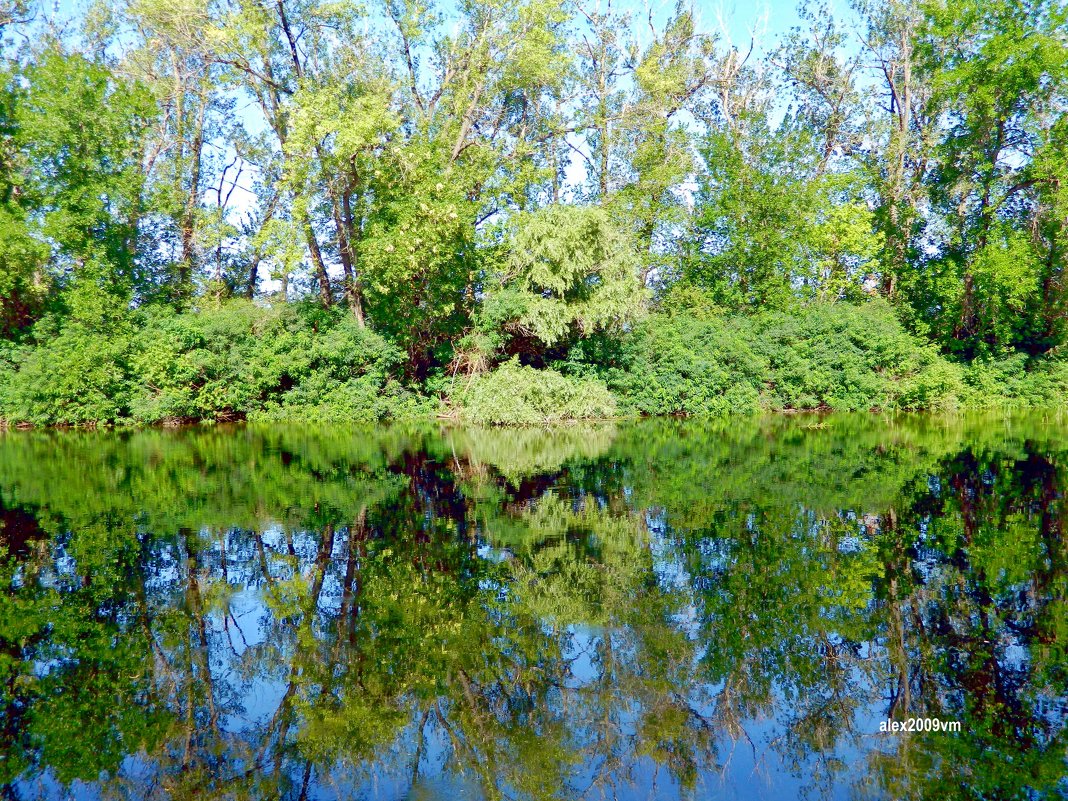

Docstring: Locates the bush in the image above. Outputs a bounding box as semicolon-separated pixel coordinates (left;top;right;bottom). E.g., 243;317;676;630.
452;359;617;425
570;314;765;416
0;316;135;425
252;374;431;423
10;293;1062;428
0;299;423;426
893;356;964;411
567;300;963;416
960;353;1068;408
129;300;413;424
751;301;962;411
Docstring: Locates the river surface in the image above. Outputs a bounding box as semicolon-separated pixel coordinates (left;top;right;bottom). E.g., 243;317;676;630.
0;414;1066;800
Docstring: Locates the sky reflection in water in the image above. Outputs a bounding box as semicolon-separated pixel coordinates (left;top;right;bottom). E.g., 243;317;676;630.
0;414;1066;800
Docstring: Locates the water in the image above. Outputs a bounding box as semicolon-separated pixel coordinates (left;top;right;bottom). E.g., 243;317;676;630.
0;414;1066;800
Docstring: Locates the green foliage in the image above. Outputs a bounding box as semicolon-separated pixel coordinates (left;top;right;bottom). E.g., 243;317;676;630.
749;301;962;412
351;143;478;368
911;0;1068;356
0;0;1067;424
904;227;1048;357
0;200;48;336
14;48;154;306
252;374;430;423
0;315;135;426
572;301;962;416
578;312;765;417
451;358;616;424
132;301;419;424
473;205;648;363
0;70;48;337
0;300;421;426
687;123;882;309
129;300;403;423
960;353;1068;408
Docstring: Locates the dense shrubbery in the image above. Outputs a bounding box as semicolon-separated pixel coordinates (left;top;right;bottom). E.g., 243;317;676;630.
0;300;424;426
0;318;136;425
4;298;1068;428
451;359;616;425
960;354;1068;408
130;301;425;424
567;301;962;416
2;0;1068;427
569;312;765;417
750;303;963;412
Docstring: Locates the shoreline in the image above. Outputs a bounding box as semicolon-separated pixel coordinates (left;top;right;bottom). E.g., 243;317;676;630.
3;402;1066;432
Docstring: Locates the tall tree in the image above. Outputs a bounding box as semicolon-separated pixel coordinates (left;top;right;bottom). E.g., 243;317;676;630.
912;0;1068;355
611;4;716;287
211;0;362;309
120;0;233;304
364;0;571;372
852;0;934;299
0;68;47;336
13;47;155;326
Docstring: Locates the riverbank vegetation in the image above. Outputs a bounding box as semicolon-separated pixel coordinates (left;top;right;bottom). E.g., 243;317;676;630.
0;0;1065;425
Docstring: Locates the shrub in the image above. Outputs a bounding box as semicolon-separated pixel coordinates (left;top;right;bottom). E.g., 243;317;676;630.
129;300;412;424
960;353;1068;408
0;317;135;425
750;301;962;412
567;300;963;415
252;374;431;423
572;314;765;416
452;359;617;425
0;299;422;426
893;356;964;411
0;340;25;425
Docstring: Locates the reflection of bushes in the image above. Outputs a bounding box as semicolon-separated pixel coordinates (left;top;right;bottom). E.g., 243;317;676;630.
441;422;617;484
610;412;1068;523
492;494;649;626
0;424;411;532
2;413;1068;799
601;415;950;522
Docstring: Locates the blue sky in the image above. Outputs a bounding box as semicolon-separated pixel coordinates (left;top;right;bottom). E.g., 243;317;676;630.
652;0;806;52
44;0;811;50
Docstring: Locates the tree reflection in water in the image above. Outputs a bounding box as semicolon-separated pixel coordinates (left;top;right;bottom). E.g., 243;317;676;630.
0;415;1065;800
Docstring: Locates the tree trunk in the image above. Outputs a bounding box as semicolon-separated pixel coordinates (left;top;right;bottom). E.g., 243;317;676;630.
304;223;332;307
179;82;208;295
331;187;365;325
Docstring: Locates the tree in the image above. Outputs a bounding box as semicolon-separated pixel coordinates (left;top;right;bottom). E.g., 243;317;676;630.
119;0;235;304
210;0;369;309
12;47;155;326
852;0;934;299
610;4;716;288
470;204;647;367
0;69;47;336
371;0;572;363
687;114;881;309
910;0;1068;355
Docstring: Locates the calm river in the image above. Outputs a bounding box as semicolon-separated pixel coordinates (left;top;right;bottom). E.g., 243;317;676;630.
0;414;1066;799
